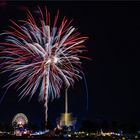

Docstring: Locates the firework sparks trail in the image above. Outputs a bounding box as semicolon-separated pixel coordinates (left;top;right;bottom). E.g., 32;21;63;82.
0;7;89;125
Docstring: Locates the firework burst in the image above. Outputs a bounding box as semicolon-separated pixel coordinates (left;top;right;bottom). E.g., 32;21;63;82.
0;7;89;125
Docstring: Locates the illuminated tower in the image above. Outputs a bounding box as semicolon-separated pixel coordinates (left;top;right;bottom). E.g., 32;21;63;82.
57;92;76;131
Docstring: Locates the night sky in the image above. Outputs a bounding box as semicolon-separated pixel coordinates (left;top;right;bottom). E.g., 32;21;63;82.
0;1;140;128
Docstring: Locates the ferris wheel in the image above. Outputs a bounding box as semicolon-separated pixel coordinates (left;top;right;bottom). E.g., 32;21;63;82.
12;113;28;128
